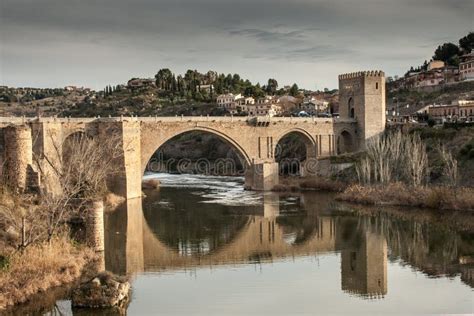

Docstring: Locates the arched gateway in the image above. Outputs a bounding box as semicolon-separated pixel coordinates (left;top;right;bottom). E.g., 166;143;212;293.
1;71;386;197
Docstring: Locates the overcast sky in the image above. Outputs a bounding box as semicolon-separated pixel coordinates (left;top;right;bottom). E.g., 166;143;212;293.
1;0;472;90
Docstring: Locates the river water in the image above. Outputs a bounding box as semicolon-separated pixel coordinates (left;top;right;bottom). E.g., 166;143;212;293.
15;174;474;315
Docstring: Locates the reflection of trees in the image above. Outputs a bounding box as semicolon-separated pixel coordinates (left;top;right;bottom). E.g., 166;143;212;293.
355;210;473;283
143;188;249;255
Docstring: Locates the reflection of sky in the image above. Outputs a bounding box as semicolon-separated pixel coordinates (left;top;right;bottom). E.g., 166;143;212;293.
127;174;474;314
128;254;472;315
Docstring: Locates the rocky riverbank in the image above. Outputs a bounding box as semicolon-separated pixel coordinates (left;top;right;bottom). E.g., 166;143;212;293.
0;237;98;310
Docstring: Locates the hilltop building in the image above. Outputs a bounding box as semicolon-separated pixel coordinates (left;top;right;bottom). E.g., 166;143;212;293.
216;93;284;116
460;50;474;81
127;78;156;89
428;100;474;122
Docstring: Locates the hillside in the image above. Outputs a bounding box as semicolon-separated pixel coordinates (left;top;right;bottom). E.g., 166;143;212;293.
387;81;474;114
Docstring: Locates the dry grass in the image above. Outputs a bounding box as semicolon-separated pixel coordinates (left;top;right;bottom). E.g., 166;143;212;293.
0;237;96;310
104;193;125;211
299;178;347;192
271;184;299;192
337;183;474;211
272;177;347;192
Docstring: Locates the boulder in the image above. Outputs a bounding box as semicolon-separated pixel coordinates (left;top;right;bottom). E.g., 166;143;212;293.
71;272;130;309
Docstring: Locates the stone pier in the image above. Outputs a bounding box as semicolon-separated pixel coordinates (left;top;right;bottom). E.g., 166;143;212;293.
3;125;33;192
86;200;105;252
245;162;279;191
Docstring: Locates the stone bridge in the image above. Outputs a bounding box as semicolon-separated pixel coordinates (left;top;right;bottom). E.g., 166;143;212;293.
0;71;386;197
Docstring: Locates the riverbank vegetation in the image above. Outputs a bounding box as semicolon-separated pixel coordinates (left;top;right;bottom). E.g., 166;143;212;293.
0;237;95;309
274;177;347;192
338;183;474;211
336;128;474;211
274;127;474;211
0;133;122;310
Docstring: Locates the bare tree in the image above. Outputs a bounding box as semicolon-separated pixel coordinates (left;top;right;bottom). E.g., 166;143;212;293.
0;189;47;250
438;144;458;188
404;133;429;187
34;132;123;242
0;131;124;249
356;131;429;187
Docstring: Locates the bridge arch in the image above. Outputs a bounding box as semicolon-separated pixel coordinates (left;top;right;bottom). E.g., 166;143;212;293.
274;129;316;176
141;126;252;175
62;130;87;162
337;130;355;154
274;128;315;147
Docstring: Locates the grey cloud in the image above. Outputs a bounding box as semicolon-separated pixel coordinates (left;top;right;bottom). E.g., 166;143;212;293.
229;29;307;43
0;0;472;90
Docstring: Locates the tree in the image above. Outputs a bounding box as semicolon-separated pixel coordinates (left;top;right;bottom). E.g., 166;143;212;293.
459;32;474;53
0;132;124;250
232;74;241;85
422;60;429;71
433;43;460;65
289;83;299;97
155;68;173;90
266;78;278;95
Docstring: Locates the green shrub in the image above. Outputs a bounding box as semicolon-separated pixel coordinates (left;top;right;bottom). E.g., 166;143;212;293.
0;255;10;271
427;118;436;127
469;149;474;159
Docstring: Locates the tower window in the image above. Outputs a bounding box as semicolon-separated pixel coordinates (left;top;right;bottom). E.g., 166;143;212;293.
376;82;379;89
348;97;355;118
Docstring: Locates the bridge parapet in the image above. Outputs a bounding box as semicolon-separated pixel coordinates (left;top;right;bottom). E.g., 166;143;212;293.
0;116;356;126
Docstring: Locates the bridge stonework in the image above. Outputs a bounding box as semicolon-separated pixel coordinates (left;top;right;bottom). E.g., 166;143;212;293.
0;71;386;196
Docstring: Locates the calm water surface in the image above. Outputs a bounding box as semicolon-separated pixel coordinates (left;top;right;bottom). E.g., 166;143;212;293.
21;174;474;315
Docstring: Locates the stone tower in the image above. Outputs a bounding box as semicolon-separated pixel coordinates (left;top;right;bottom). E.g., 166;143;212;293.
338;71;386;148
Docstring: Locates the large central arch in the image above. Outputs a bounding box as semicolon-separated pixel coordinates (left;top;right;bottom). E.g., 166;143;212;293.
140;126;252;176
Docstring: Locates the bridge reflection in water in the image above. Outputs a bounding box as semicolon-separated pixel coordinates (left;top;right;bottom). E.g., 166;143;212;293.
104;189;389;298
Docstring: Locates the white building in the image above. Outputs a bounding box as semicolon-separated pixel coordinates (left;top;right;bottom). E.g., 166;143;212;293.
216;93;237;110
199;84;214;93
301;96;329;115
460;51;474;81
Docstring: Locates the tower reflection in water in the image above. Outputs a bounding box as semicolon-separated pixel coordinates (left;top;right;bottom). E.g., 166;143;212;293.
104;188;390;299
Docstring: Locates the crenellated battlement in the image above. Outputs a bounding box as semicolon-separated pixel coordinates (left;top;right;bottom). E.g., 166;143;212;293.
339;71;385;80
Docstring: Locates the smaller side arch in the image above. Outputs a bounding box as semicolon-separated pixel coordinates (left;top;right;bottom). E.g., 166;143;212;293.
274;128;317;158
62;130;87;162
337;130;355;154
274;129;317;176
